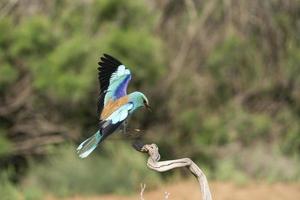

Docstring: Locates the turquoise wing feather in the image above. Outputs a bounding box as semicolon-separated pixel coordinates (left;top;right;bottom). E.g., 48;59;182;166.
106;102;133;124
97;55;132;114
104;65;131;104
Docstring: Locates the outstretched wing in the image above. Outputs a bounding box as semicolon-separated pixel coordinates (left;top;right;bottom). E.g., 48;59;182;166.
97;54;131;114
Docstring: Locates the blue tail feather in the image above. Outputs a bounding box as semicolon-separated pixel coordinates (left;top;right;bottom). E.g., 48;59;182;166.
77;130;102;158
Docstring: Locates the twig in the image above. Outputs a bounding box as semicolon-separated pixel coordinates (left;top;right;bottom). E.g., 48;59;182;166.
140;183;146;200
164;191;170;199
133;142;212;200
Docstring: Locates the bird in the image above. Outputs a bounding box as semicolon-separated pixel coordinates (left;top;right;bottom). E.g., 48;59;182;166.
76;54;151;158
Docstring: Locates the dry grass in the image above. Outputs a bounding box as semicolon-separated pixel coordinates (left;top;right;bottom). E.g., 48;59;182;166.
47;180;300;200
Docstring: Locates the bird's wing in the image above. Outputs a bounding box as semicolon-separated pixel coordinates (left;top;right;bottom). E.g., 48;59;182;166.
105;103;133;124
98;103;133;140
97;54;132;114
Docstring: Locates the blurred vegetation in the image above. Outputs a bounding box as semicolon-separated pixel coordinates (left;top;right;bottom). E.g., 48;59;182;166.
24;143;161;197
0;0;300;198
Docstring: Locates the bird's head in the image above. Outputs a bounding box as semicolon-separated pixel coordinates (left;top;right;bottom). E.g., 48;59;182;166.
129;92;151;112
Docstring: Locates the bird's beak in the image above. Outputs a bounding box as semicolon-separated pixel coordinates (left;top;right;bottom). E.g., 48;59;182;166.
145;103;152;112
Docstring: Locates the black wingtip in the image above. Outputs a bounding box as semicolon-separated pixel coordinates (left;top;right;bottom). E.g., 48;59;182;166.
100;53;122;66
103;53;114;59
103;53;111;58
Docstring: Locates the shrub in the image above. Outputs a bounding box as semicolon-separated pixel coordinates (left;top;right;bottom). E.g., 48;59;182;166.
24;143;161;197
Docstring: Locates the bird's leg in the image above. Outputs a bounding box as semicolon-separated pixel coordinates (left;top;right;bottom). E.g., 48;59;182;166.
120;119;143;138
122;119;128;134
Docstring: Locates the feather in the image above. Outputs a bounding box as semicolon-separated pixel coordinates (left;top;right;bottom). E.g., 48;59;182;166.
100;95;129;119
106;103;133;124
77;130;102;158
97;54;131;115
97;54;122;114
103;65;131;104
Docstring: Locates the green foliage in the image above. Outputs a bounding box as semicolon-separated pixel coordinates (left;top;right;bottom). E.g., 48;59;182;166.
0;64;18;89
206;35;263;97
1;0;164;103
276;108;300;155
213;144;300;182
31;34;94;101
22;186;43;200
0;171;22;200
93;0;155;29
0;181;21;200
0;18;14;52
98;27;165;85
25;143;161;197
284;43;300;82
0;129;12;156
10;17;57;58
1;0;300;197
213;158;249;185
0;0;165;197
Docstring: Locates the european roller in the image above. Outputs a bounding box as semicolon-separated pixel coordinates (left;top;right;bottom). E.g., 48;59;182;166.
77;54;151;158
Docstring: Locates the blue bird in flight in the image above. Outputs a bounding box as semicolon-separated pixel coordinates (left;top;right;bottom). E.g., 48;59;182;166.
77;54;151;158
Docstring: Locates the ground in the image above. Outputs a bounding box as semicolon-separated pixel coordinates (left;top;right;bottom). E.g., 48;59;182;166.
54;180;300;200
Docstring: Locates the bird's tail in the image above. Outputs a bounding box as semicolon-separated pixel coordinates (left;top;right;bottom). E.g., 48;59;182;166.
76;130;102;158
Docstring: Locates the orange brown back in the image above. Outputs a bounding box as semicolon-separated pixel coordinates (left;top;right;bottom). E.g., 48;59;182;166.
100;96;129;120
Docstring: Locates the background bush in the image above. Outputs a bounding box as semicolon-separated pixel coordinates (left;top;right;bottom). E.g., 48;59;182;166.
0;0;300;198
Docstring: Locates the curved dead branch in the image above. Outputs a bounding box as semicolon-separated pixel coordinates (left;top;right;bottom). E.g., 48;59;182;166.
133;142;212;200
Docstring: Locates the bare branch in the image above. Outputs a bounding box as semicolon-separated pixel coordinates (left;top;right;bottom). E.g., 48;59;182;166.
140;183;146;200
134;143;212;200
